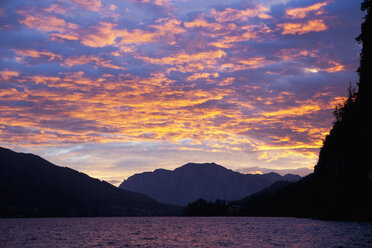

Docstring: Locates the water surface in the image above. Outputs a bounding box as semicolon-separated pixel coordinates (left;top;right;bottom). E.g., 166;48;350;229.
1;217;371;247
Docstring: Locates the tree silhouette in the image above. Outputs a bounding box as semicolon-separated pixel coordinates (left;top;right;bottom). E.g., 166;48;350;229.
236;0;372;221
183;198;228;216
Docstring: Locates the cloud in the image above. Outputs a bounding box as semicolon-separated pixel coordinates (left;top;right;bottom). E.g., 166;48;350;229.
13;49;124;70
79;18;185;48
186;72;219;81
132;0;172;7
138;50;226;73
13;49;63;62
44;4;69;15
211;4;272;22
18;11;79;40
278;19;328;35
285;2;329;19
67;0;103;12
184;17;218;29
237;166;313;177
0;69;20;80
0;0;363;182
322;60;345;73
80;22;120;47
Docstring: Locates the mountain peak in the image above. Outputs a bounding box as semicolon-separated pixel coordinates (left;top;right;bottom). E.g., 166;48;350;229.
177;162;226;171
182;162;219;167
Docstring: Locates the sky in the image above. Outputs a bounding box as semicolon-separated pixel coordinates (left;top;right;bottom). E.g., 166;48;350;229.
0;0;364;185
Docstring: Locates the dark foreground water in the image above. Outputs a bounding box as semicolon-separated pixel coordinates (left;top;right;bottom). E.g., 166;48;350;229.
0;217;371;248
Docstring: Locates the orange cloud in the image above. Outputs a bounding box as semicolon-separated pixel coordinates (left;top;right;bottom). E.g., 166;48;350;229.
18;11;80;41
286;2;328;19
246;170;263;174
208;23;271;48
323;61;345;73
29;75;61;85
184;15;270;48
186;72;219;81
18;12;164;48
119;29;157;45
211;4;272;22
278;19;328;35
13;49;63;61
44;4;68;14
184;17;213;29
0;70;19;80
12;49;124;70
19;12;78;33
150;18;186;36
81;22;121;47
0;69;341;176
184;17;226;31
255;149;318;163
81;19;185;48
0;70;238;145
139;50;226;73
276;48;319;60
262;103;321;118
304;60;345;74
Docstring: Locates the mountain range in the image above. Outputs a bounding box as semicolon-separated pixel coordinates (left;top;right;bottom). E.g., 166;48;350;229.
119;162;300;206
0;147;181;217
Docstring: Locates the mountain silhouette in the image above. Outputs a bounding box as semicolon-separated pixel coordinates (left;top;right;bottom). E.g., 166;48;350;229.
235;0;372;221
119;162;300;206
0;147;181;217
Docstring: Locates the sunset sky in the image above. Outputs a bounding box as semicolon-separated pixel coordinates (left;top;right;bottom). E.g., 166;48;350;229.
0;0;364;185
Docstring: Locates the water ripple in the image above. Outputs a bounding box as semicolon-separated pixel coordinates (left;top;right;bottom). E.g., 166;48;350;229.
0;217;371;248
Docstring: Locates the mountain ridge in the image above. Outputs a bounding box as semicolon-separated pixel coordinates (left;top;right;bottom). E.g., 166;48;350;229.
119;162;300;206
0;146;181;217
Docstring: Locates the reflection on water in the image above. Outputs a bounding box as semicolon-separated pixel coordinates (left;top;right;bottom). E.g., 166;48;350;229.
1;217;371;247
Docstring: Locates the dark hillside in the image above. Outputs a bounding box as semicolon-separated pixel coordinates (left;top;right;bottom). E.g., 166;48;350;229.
0;147;181;217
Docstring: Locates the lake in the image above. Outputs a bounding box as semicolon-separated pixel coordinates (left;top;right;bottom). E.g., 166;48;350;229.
0;217;371;247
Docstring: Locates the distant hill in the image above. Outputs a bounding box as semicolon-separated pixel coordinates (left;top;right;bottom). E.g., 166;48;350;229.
0;147;181;217
235;0;372;221
119;162;300;206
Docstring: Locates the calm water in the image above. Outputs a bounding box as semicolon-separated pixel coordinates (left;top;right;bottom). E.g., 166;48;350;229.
0;217;371;248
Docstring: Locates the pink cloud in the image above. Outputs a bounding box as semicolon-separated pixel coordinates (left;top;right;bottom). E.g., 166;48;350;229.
67;0;102;12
